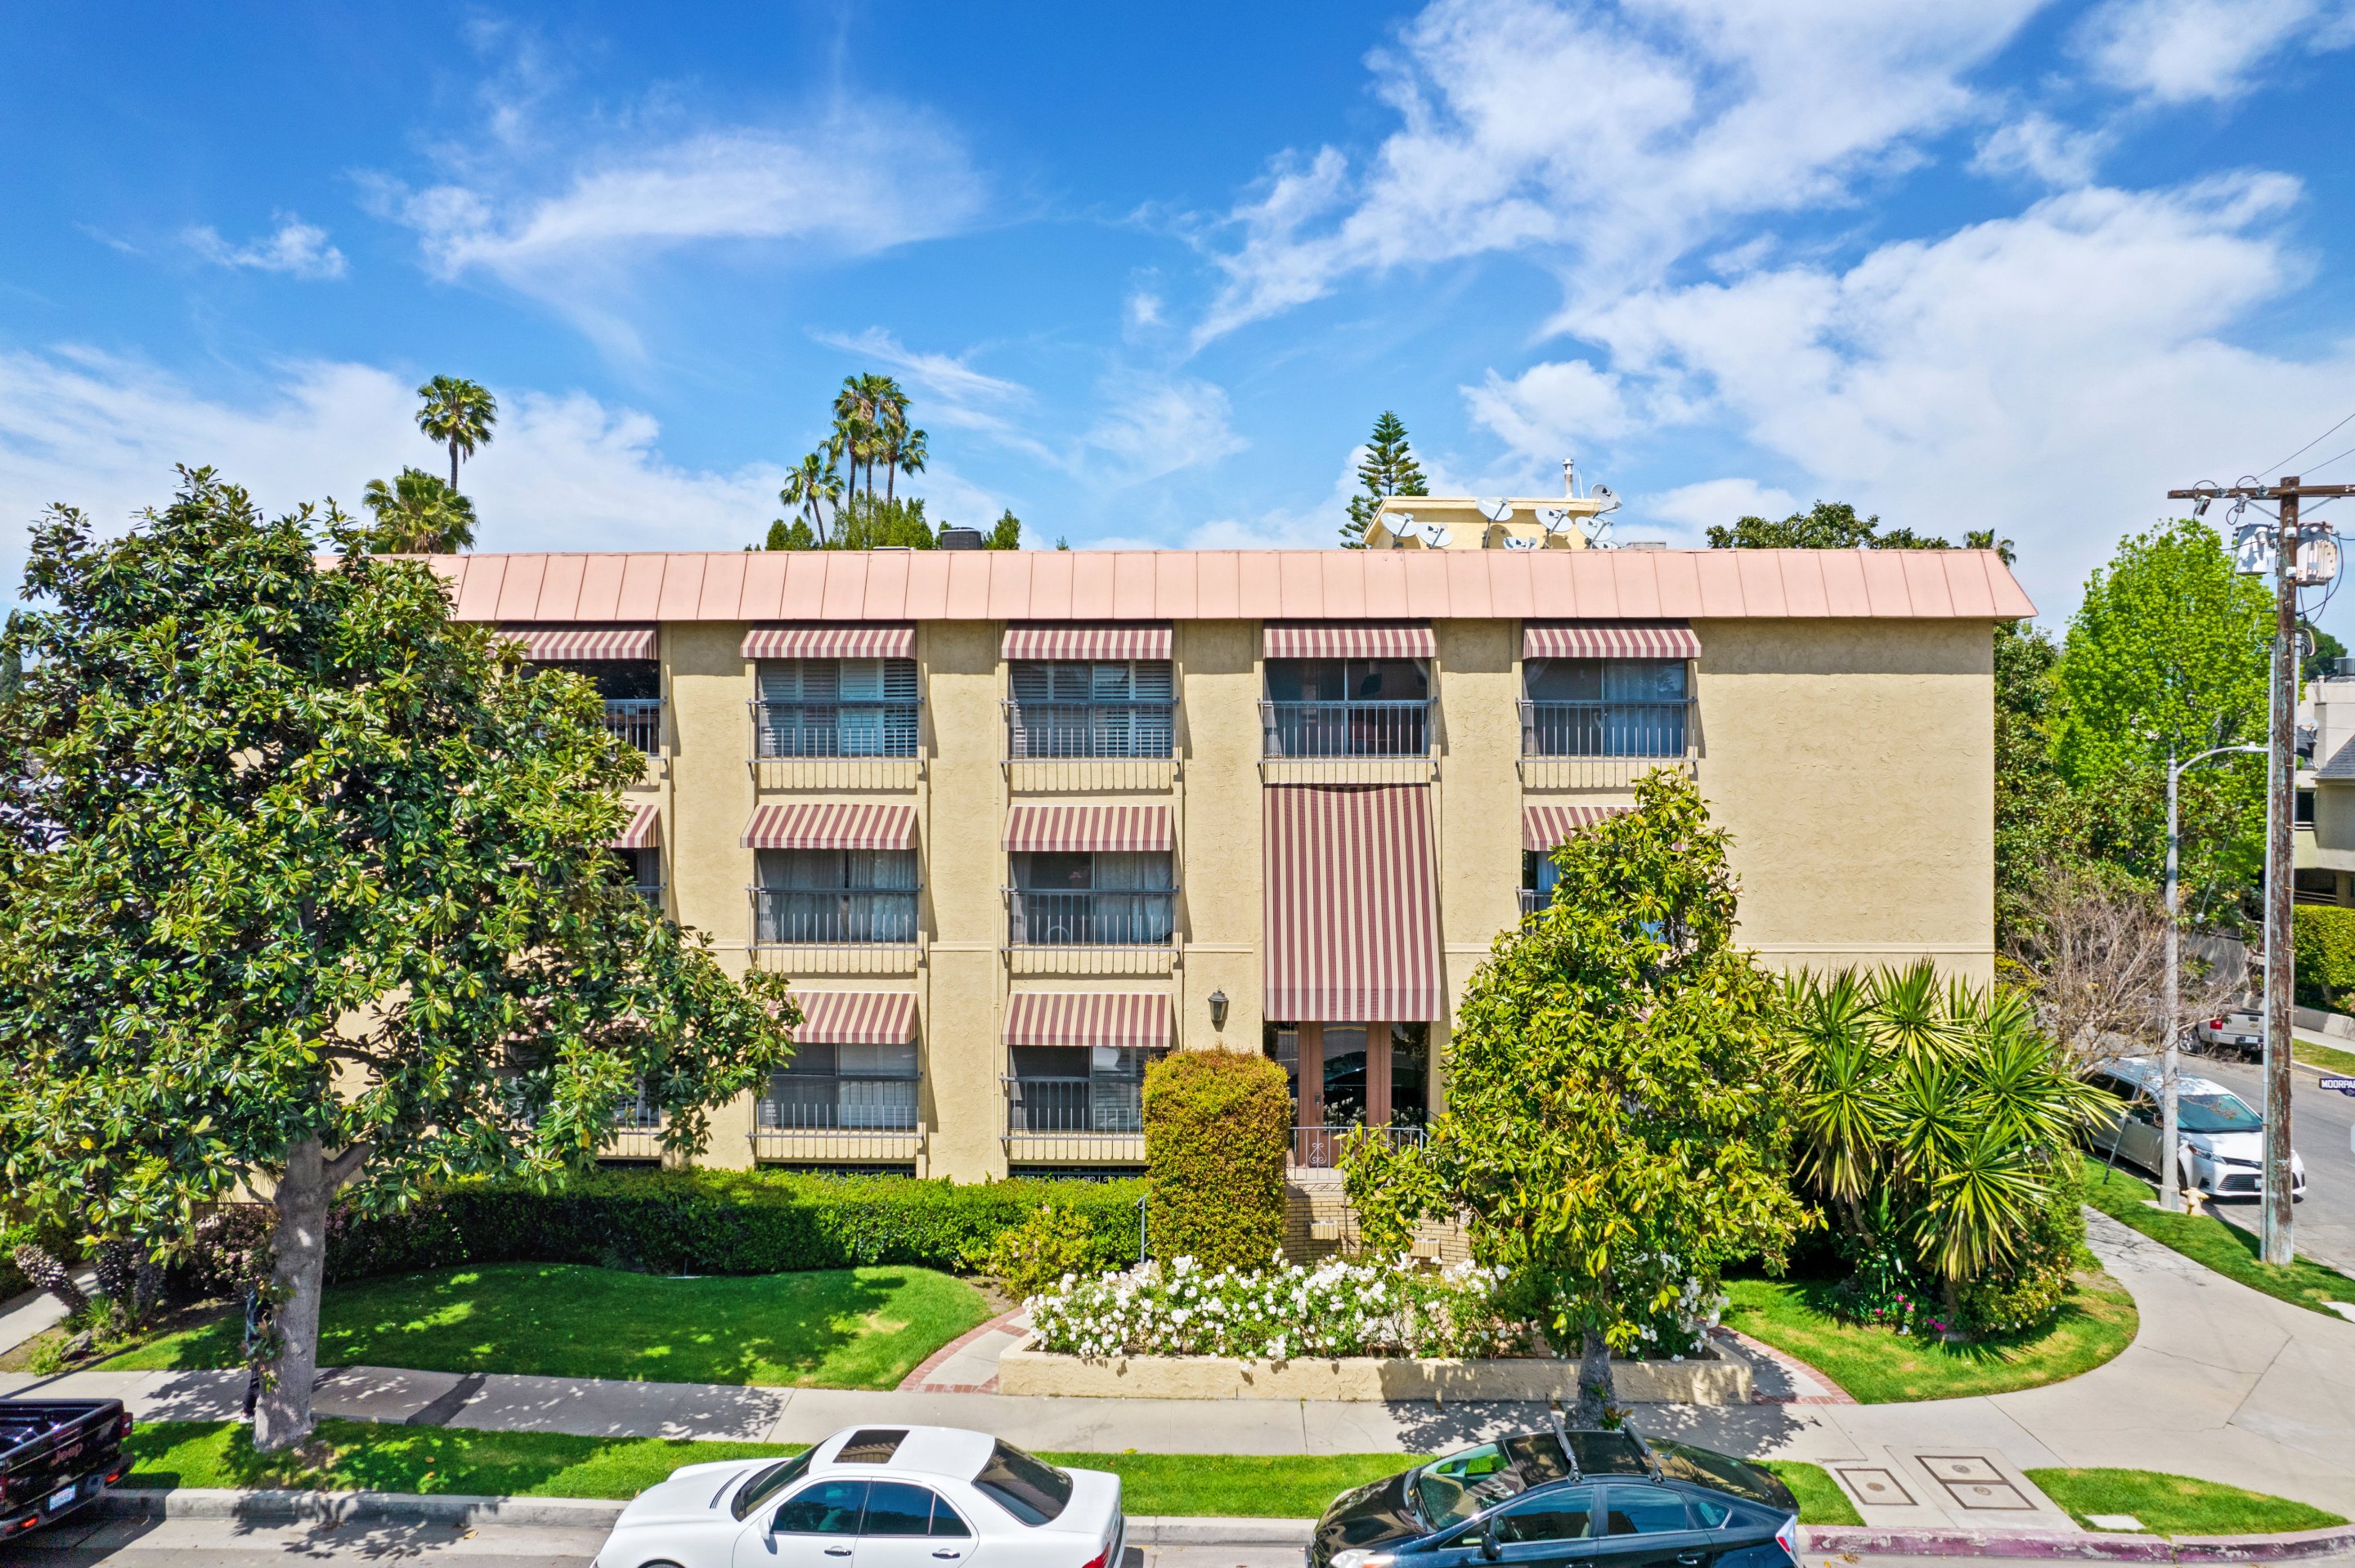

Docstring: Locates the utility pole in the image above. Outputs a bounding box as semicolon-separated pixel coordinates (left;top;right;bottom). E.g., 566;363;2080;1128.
2168;475;2351;1266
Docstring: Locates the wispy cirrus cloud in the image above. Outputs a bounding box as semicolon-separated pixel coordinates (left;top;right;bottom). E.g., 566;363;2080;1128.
2072;0;2355;103
182;215;347;279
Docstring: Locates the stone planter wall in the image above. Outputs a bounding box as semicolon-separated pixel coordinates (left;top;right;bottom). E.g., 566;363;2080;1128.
997;1337;1753;1404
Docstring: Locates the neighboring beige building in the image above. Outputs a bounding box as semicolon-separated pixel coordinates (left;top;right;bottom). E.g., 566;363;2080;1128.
437;541;2032;1183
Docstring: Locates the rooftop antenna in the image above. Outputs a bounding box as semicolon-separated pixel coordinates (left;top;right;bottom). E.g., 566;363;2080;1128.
1590;484;1621;516
1536;506;1575;536
1419;519;1452;548
1477;497;1514;523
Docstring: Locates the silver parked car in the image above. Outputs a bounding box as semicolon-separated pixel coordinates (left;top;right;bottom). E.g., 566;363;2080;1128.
2085;1057;2305;1200
2191;1010;2265;1058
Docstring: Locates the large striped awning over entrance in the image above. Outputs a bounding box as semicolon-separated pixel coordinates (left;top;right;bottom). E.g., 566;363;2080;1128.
1523;620;1700;660
1264;784;1443;1023
1523;804;1631;851
501;625;657;661
1003;804;1173;853
610;803;662;850
1003;991;1172;1051
742;802;918;850
741;625;917;660
1003;625;1173;661
794;991;918;1045
1263;622;1436;660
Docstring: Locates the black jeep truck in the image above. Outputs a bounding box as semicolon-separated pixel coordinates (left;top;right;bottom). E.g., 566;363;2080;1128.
0;1399;133;1536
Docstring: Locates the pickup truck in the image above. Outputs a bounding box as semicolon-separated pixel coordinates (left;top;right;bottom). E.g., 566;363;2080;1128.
0;1398;133;1536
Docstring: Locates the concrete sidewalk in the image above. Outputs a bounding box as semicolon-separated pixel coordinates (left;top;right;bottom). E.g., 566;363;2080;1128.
9;1211;2353;1525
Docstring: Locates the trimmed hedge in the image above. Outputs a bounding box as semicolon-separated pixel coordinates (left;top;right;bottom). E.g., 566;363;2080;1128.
2294;904;2355;1009
1142;1049;1291;1270
294;1169;1147;1284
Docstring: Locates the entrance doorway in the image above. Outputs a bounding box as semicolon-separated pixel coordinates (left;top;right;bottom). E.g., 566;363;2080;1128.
1263;1022;1429;1168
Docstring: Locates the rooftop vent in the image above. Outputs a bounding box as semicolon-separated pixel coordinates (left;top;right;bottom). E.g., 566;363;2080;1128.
939;527;985;551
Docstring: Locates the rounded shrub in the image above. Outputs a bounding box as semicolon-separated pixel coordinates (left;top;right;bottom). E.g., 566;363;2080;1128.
1142;1048;1291;1270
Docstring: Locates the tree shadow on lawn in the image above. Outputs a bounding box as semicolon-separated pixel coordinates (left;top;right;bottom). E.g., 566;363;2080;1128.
119;1264;989;1391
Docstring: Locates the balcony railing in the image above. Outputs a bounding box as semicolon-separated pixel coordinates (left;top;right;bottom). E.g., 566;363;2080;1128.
603;699;664;755
1260;700;1429;759
760;1073;920;1132
1518;887;1550;916
1003;1074;1147;1163
1518;700;1692;759
633;882;666;911
1005;888;1176;948
750;887;921;948
601;1091;665;1160
1290;1123;1428;1171
750;700;921;759
1003;700;1176;760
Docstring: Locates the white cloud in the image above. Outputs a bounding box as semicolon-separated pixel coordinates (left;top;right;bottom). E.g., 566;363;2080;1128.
1642;478;1801;542
1572;173;2343;619
1196;0;2045;342
182;216;348;280
1082;374;1247;486
1971;114;2111;186
0;349;786;600
2074;0;2354;102
379;110;985;353
1465;358;1637;458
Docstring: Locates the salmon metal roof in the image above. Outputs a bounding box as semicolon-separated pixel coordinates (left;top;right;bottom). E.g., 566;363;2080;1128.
420;548;2034;624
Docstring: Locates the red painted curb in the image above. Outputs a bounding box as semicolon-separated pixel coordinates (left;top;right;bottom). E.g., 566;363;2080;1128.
1801;1525;2355;1562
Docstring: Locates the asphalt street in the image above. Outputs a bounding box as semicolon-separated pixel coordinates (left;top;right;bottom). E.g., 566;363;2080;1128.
2181;1047;2355;1275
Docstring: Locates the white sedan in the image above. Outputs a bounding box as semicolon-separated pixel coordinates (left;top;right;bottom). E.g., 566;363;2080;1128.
593;1424;1124;1568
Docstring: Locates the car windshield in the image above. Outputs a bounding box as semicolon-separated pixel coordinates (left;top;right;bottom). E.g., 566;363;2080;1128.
2180;1093;2263;1133
971;1440;1072;1526
1411;1436;1572;1530
733;1452;814;1521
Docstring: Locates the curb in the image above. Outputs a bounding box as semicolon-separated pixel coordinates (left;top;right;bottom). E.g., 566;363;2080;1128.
1801;1525;2355;1562
96;1490;1315;1545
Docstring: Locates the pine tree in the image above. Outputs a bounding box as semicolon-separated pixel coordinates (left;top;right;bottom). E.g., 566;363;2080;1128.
1343;411;1428;547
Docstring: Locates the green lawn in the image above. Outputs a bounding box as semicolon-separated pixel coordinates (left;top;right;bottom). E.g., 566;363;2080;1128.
1722;1270;2137;1404
106;1263;990;1391
2294;1037;2355;1075
123;1422;1866;1524
1761;1462;1863;1527
2079;1154;2355;1317
2025;1467;2346;1537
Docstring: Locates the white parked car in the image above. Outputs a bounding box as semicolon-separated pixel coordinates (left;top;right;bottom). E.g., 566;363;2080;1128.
2191;1010;2265;1058
593;1425;1123;1568
2085;1057;2306;1200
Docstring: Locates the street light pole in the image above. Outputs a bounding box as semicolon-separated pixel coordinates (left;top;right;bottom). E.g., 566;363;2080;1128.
2164;741;2267;1212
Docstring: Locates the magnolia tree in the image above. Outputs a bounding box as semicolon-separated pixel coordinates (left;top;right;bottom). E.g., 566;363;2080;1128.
1344;770;1807;1424
0;471;795;1449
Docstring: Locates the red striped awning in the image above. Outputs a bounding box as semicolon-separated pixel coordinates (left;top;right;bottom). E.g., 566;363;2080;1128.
742;803;917;850
793;991;918;1045
610;803;661;850
502;625;657;661
1262;622;1436;660
1003;625;1173;661
1264;784;1442;1023
1523;621;1700;659
1003;991;1171;1051
1523;804;1631;850
1003;804;1173;853
742;625;917;660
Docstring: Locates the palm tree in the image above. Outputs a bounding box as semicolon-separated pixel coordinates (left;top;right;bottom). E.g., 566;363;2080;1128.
779;450;844;546
415;376;498;493
887;426;927;504
361;468;478;553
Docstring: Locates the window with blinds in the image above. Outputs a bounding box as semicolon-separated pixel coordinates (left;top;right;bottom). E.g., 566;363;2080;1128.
1007;660;1174;759
756;658;920;757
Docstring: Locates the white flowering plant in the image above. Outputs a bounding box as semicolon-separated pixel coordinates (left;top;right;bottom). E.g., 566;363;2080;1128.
1027;1252;1526;1361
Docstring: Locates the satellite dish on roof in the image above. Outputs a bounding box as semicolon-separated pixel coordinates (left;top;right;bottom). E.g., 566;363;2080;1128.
1420;521;1452;548
1536;506;1574;535
1501;535;1540;551
1477;497;1514;522
1590;485;1622;515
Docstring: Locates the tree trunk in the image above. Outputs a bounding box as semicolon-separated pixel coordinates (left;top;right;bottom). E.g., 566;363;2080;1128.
252;1137;331;1452
450;441;460;493
1572;1327;1613;1428
12;1244;87;1316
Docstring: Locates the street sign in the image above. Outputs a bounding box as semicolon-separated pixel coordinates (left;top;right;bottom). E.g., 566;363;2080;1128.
2321;1076;2355;1095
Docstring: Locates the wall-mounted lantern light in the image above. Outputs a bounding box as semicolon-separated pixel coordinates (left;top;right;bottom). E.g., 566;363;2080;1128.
1208;988;1229;1031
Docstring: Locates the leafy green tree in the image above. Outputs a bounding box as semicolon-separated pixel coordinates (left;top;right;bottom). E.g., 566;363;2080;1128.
361;467;478;553
764;517;819;550
0;471;795;1449
414;375;498;492
1343;771;1806;1423
1708;501;1887;549
981;509;1021;550
778;451;843;546
2051;518;2269;912
834;495;934;549
2304;622;2347;685
1343;411;1428;548
886;424;926;504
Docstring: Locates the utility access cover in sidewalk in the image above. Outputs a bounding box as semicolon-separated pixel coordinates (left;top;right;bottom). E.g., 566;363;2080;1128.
1920;1454;2037;1511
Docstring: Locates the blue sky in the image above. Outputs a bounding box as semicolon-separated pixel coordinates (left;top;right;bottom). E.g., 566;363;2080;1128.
5;0;2355;631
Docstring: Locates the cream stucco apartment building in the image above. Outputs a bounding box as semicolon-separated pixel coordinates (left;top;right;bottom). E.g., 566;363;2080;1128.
435;540;2033;1183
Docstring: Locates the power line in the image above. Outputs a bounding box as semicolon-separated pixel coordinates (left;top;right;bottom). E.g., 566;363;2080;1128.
2262;407;2355;477
2300;438;2355;479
